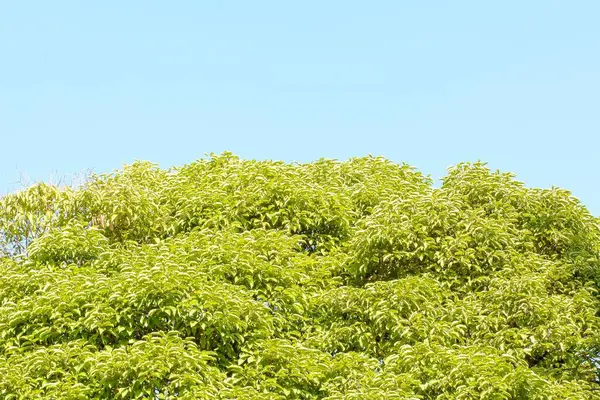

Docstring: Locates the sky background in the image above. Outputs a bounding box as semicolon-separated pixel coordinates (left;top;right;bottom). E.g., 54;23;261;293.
1;1;598;213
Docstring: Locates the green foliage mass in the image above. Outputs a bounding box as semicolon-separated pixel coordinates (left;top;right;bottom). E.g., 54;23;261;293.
1;153;600;399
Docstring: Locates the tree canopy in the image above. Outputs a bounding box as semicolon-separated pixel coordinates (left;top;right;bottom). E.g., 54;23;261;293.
1;153;600;399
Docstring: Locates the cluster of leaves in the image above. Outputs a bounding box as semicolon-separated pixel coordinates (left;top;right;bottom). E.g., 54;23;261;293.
1;152;600;399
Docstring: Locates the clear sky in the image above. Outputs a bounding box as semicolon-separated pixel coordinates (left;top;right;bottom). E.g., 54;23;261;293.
1;1;599;214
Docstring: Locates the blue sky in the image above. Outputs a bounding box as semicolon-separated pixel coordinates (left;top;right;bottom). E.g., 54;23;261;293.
1;1;598;213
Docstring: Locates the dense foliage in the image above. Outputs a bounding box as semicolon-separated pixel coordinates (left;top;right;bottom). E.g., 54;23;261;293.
1;153;600;399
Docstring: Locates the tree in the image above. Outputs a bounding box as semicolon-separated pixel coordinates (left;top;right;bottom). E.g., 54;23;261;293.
1;153;599;399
